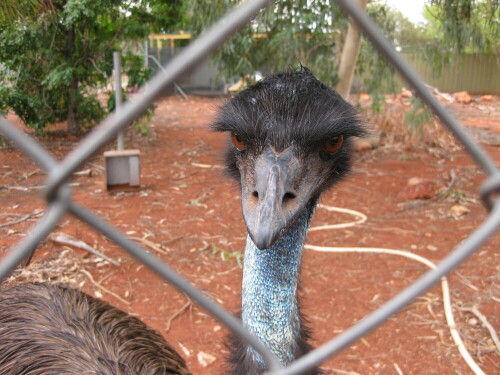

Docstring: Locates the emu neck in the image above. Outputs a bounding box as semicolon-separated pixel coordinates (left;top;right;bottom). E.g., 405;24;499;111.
241;204;315;369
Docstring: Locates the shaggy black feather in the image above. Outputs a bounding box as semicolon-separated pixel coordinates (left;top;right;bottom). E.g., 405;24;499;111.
0;283;192;375
212;67;365;188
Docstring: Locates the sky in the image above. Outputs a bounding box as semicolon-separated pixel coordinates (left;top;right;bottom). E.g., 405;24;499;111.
384;0;428;24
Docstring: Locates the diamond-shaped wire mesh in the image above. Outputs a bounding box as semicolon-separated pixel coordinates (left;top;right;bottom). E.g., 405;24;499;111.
1;1;499;374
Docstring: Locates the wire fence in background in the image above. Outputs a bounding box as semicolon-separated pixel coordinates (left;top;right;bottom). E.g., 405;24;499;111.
1;0;499;374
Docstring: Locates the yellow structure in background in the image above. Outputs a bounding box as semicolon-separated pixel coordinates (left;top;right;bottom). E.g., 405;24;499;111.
149;32;192;51
149;32;267;49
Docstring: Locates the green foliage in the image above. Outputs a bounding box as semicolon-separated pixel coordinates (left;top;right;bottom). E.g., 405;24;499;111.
208;243;243;268
427;0;500;54
187;0;347;85
404;96;434;132
146;0;189;33
123;54;154;89
133;105;156;136
439;189;479;204
0;0;53;26
355;2;411;111
0;0;184;134
106;53;156;136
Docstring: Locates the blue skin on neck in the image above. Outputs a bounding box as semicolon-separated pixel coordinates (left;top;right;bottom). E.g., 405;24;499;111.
241;204;315;367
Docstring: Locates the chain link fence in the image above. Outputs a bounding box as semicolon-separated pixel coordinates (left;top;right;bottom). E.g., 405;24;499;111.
1;0;499;374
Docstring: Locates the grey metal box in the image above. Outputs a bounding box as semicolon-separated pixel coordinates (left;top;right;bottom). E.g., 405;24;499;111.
104;149;141;190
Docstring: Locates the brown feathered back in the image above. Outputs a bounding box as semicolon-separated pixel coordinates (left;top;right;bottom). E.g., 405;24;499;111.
0;282;192;375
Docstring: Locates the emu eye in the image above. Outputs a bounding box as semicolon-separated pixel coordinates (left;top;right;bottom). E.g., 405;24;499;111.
231;133;246;151
325;136;344;154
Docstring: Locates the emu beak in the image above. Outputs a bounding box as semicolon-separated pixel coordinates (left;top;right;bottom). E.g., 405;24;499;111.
242;146;314;250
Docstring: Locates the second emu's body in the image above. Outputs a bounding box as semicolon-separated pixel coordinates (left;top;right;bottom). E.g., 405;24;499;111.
0;282;192;375
0;69;363;375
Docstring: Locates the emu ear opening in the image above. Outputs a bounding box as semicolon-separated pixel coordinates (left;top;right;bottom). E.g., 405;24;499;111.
231;133;246;151
324;135;343;154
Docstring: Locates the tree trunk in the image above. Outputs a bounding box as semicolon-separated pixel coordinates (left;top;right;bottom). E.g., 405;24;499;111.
335;0;368;99
67;75;79;135
65;26;80;135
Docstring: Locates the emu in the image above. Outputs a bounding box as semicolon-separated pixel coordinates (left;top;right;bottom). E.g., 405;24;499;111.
0;68;363;375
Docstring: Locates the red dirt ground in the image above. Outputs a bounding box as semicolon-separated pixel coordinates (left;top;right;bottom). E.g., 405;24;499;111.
1;95;499;375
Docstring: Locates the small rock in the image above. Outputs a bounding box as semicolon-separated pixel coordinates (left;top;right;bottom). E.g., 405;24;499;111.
197;351;217;367
400;177;437;200
436;95;451;103
366;133;381;149
449;204;470;219
401;89;412;98
353;139;372;152
178;342;191;357
453;91;472;104
467;318;478;326
480;95;494;102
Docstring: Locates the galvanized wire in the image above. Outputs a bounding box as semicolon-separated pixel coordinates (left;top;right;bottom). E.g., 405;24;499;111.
0;0;499;374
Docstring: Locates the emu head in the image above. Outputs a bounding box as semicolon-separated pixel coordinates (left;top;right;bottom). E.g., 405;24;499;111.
213;69;364;250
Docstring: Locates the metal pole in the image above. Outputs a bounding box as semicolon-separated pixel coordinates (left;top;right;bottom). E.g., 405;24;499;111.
113;51;124;151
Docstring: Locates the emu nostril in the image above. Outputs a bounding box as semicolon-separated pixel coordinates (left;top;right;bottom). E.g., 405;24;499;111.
252;191;259;199
283;192;297;203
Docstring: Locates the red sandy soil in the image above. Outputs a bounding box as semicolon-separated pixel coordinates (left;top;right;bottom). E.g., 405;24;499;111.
1;95;499;375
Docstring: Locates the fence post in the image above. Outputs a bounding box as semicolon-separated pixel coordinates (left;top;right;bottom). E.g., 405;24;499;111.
113;51;124;151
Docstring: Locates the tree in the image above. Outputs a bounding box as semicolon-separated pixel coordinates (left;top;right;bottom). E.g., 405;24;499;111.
335;0;368;98
0;0;185;135
354;2;426;106
425;0;499;63
0;0;53;25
